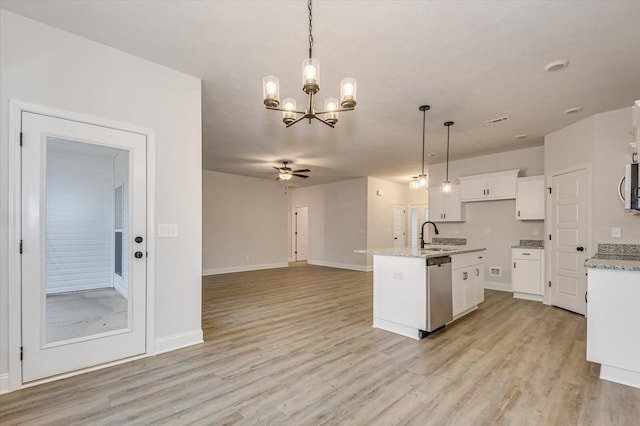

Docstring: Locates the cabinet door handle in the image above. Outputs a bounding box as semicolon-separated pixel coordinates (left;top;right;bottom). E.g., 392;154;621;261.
463;272;468;280
475;268;480;276
585;292;588;303
513;262;516;268
517;210;520;217
522;253;531;256
487;189;490;195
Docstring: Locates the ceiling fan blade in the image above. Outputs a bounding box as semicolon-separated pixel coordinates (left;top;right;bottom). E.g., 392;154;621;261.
293;169;310;173
273;167;281;171
292;173;309;178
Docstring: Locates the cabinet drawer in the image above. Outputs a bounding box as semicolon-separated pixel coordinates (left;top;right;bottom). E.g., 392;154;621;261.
512;248;541;260
452;251;485;269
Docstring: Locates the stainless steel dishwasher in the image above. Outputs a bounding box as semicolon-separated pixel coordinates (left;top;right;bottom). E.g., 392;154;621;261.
420;256;453;337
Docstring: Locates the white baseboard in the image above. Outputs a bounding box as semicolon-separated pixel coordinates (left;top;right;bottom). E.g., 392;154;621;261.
113;280;128;297
0;373;9;395
202;262;289;276
513;292;544;302
46;283;112;294
307;259;372;272
154;329;203;355
484;280;512;292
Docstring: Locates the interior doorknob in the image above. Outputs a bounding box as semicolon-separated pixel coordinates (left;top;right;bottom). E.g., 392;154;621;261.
135;251;144;259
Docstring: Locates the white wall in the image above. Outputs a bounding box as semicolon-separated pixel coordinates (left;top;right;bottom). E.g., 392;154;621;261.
366;177;408;268
0;10;202;389
545;106;640;252
291;178;368;271
427;146;545;289
45;144;114;294
202;171;288;274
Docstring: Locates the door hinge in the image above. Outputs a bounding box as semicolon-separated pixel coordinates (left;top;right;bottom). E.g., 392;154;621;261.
20;346;23;361
20;132;23;147
547;187;552;194
548;234;552;241
19;240;23;254
548;281;551;288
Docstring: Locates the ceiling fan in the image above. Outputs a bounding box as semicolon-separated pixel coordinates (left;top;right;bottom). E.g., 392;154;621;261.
273;161;310;181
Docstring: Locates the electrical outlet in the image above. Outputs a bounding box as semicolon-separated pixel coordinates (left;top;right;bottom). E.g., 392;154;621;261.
484;228;490;235
611;227;621;238
392;271;404;279
533;228;540;236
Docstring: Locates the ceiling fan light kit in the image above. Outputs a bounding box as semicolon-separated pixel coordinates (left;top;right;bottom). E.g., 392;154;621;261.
273;161;311;181
262;0;357;128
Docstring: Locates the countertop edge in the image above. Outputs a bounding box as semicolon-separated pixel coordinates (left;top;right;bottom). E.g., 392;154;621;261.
585;259;640;271
354;246;486;259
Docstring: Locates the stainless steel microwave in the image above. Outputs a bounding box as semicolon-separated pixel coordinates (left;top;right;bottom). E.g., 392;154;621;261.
625;163;640;214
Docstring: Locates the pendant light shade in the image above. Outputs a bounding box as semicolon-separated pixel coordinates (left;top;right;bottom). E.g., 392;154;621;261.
410;105;430;189
443;121;454;193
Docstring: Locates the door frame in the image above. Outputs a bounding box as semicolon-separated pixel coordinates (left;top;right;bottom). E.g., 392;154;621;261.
544;165;592;309
7;99;157;392
291;205;309;262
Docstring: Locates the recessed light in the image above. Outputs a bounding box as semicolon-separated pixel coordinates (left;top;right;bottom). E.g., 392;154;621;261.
515;134;528;139
544;60;570;72
564;106;583;115
427;152;437;157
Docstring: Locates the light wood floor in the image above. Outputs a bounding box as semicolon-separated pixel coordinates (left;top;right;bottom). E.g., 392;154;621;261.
2;262;639;425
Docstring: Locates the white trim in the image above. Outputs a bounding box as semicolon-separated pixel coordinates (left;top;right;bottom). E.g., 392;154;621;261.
600;365;640;390
288;257;295;263
154;329;204;355
513;292;544;302
0;373;9;395
7;99;157;393
483;280;512;292
202;262;289;276
113;280;128;297
373;318;421;340
307;259;372;272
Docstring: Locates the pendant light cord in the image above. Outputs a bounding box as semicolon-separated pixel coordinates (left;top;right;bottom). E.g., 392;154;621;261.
421;109;426;175
446;124;451;181
308;0;313;59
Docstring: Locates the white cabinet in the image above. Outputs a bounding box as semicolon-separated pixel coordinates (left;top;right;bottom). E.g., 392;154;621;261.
516;176;545;220
428;185;464;222
459;169;519;202
451;251;485;318
587;267;640;389
512;248;544;300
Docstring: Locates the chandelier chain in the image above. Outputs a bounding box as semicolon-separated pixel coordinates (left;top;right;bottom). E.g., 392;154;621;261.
308;0;313;58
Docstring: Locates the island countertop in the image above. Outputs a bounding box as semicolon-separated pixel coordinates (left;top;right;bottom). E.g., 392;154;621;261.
355;245;486;259
584;243;640;271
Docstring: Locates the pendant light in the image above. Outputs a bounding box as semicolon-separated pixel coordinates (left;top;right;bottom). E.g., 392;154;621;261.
443;121;454;193
262;0;357;128
410;105;430;189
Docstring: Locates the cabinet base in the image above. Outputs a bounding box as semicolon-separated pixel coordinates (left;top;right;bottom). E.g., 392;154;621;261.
600;365;640;389
373;318;421;340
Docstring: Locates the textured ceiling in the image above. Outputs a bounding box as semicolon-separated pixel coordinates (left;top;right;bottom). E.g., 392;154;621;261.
3;0;640;187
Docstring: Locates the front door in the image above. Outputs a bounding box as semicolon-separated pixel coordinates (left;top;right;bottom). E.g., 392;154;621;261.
21;112;147;382
549;168;589;315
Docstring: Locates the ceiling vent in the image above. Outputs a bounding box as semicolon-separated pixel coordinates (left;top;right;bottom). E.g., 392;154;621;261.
484;116;509;125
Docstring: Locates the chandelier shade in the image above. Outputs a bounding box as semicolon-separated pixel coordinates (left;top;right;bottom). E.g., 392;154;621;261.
262;0;356;128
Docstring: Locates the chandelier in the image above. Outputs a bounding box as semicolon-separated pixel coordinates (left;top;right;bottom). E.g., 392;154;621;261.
410;105;430;189
262;0;357;128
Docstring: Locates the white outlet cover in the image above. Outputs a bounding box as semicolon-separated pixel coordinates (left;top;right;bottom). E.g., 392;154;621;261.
611;227;621;238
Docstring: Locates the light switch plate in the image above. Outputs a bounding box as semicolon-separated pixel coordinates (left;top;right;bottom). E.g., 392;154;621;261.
611;227;621;238
158;224;178;238
533;228;540;236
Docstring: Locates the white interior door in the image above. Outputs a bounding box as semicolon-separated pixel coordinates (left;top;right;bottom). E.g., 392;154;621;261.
393;204;406;248
549;168;589;315
409;204;428;248
293;206;308;262
21;112;147;382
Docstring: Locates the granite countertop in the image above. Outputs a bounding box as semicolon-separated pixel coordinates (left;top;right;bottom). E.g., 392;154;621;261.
355;245;486;259
585;243;640;271
511;239;544;250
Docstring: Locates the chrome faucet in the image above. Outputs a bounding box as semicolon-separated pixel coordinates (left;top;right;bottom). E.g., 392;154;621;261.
420;221;439;248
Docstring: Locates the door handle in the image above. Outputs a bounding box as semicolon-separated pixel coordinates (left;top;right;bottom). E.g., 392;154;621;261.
475;268;480;276
576;246;584;252
463;272;468;280
135;236;143;243
134;251;144;259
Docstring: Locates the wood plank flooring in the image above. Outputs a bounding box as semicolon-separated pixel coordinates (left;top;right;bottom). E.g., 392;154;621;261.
2;262;639;425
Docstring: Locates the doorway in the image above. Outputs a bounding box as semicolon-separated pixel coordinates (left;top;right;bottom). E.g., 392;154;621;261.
548;168;589;315
393;204;406;248
20;112;148;382
293;206;309;262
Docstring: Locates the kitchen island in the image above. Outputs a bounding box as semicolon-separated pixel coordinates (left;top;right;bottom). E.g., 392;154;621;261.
585;244;640;389
356;245;486;339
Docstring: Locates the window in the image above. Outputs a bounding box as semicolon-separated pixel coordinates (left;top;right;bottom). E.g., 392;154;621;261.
114;185;123;276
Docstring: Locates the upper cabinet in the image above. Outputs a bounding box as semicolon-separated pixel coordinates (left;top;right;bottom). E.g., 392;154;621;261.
516;175;545;220
428;185;464;222
459;169;519;202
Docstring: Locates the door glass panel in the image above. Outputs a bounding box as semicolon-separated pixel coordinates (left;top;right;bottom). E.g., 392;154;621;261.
45;137;130;344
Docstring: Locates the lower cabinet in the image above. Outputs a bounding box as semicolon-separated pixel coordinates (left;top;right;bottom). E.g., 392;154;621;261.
512;248;544;301
452;251;485;318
